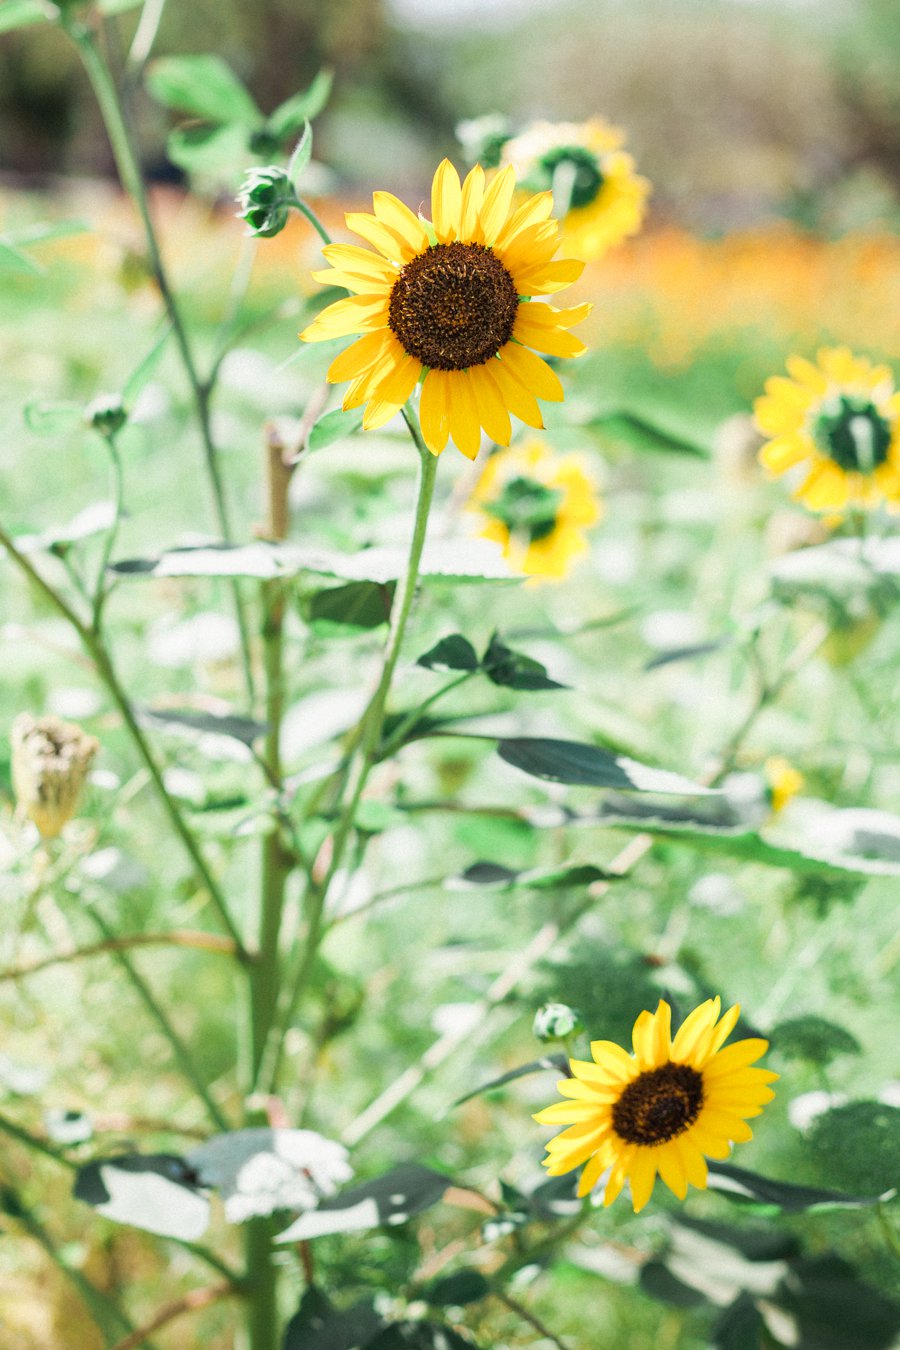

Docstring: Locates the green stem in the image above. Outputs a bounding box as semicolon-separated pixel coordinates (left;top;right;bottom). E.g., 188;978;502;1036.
0;1110;76;1168
294;197;332;246
376;669;475;761
259;413;438;1094
92;431;124;630
88;908;229;1131
66;17;255;703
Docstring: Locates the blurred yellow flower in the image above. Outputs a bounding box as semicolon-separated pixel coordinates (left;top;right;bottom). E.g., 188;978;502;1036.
300;160;589;460
535;998;777;1212
501;118;649;262
765;756;804;814
468;439;601;580
754;347;900;513
11;714;98;840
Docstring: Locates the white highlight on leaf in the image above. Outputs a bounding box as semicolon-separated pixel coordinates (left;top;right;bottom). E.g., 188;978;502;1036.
188;1128;352;1225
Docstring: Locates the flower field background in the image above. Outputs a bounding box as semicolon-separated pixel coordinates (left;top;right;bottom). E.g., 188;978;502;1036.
1;1;900;1347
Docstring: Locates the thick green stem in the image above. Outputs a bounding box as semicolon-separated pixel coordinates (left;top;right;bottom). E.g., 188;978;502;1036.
260;417;438;1094
66;18;255;702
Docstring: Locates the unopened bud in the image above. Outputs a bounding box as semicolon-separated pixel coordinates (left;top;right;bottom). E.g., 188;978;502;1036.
11;714;99;839
85;394;127;436
237;166;295;238
533;1002;583;1044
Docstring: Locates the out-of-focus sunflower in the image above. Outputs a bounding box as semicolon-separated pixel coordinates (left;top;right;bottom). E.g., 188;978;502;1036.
300;160;590;460
754;347;900;513
534;998;777;1212
765;756;804;814
468;439;601;580
501;118;649;262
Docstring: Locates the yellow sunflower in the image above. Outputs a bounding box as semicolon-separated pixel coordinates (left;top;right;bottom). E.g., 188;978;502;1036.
468;438;601;580
754;347;900;513
765;756;804;814
299;161;590;460
534;998;777;1213
501;118;649;262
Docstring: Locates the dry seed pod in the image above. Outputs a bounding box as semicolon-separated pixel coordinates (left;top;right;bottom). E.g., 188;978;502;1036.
11;714;99;839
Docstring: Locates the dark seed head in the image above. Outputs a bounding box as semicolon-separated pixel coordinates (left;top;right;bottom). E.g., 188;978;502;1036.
388;241;519;371
812;395;892;473
611;1063;704;1145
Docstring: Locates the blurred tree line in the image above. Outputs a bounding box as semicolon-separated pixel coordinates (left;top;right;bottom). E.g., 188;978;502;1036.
1;0;898;230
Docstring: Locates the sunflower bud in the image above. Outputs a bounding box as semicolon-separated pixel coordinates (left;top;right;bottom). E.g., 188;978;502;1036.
237;166;296;238
11;714;99;839
533;1002;583;1044
85;393;127;436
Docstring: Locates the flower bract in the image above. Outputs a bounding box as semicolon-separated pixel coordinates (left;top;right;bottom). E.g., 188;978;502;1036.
11;713;98;839
534;998;777;1212
299;160;590;460
754;347;900;513
501;118;649;261
468;438;601;580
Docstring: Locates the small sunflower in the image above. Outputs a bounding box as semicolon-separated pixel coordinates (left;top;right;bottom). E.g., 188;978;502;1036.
754;347;900;513
300;160;590;460
501;118;649;262
468;438;601;580
534;998;777;1212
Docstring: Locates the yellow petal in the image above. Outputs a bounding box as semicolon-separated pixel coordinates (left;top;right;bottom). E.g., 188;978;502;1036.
671;997;720;1064
703;1003;742;1061
703;1039;771;1078
431;159;462;244
759;433;810;475
419;369;450;455
362;398;402;430
656;1142;688;1200
301;294;389;341
468;363;512;446
447;371;483;460
477;165;517;244
577;1151;608;1198
371;191;430;254
514;256;585;296
797;461;851;512
513;310;587;358
459;164;485;240
628;1150;658;1213
368;351;422;405
345;211;414;264
494;190;555;251
501;344;565;402
488;353;545;429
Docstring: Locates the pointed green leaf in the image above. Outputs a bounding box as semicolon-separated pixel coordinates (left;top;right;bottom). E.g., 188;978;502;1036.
707;1160;889;1212
269;69;334;139
591;409;708;457
497;738;715;796
276;1164;453;1242
308;405;364;451
417;635;479;672
482;633;566;690
146;55;261;126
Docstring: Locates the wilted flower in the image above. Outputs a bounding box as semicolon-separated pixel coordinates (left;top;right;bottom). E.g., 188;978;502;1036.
11;714;99;839
501;118;649;262
300;160;589;459
468;438;601;580
237;166;297;238
754;347;900;513
187;1127;352;1224
535;998;777;1212
533;1002;584;1043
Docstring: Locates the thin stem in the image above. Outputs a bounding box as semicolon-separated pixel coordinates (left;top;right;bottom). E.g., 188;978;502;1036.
92;431;125;630
126;0;168;73
109;1282;237;1350
377;669;476;762
259;412;439;1094
294;197;332;246
87;907;229;1131
0;1110;76;1169
0;929;237;983
65;17;255;702
495;1290;573;1350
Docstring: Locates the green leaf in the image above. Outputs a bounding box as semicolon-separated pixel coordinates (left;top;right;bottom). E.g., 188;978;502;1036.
449;861;612;892
166;122;248;178
453;1055;567;1107
496;738;715;796
771;1015;861;1066
287;120;313;190
421;1270;490;1307
482;633;566;690
140;707;267;749
639;1261;708;1308
15;500;116;554
268;69;334;139
74;1154;210;1239
308;405;364;452
590;409;708;457
712;1293;766;1350
122;324;172;404
593;800;900;878
306;580;396;633
146;55;261;126
276;1164;453;1242
645;638;731;671
283;1291;384;1350
676;1215;800;1262
526;1172;582;1219
0;0;51;35
775;1254;900;1350
23;398;83;435
808;1102;900;1196
417;635;479;672
707;1160;889;1212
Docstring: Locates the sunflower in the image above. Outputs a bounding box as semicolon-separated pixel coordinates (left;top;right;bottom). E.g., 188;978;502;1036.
765;756;804;814
468;438;601;580
501;118;649;262
534;998;777;1212
754;347;900;513
299;160;590;460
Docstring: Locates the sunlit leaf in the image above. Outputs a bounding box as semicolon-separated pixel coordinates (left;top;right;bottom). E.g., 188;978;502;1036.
707;1160;889;1212
497;738;715;796
74;1154;210;1239
308;406;364;452
276;1164;453;1242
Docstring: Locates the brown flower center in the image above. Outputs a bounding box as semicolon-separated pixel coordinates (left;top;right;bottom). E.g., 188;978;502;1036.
612;1063;704;1145
388;241;519;371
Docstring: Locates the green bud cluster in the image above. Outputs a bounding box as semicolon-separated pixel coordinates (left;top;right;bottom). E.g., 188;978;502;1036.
84;394;127;436
533;1002;584;1044
237;166;296;239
